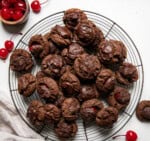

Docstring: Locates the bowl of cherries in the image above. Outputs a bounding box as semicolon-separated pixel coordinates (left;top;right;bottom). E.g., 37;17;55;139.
0;0;30;25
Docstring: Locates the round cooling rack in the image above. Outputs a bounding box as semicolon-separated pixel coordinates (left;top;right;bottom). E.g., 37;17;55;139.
9;11;144;141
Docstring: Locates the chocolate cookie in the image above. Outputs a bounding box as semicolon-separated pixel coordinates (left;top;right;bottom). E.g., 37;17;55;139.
116;62;138;85
41;54;64;78
18;73;36;97
29;34;49;59
107;86;130;111
27;100;45;126
44;32;60;54
44;104;61;124
78;84;100;102
54;119;78;138
136;100;150;121
98;40;127;68
36;77;59;102
62;98;80;121
59;71;80;97
10;49;34;73
96;107;118;127
63;8;88;31
75;20;104;48
96;68;116;94
61;43;85;65
80;99;104;122
50;25;72;48
74;53;101;80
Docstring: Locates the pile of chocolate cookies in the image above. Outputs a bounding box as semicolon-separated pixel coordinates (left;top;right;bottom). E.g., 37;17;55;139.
10;8;140;139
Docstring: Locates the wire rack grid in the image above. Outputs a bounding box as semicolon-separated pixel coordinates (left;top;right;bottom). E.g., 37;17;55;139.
9;11;144;141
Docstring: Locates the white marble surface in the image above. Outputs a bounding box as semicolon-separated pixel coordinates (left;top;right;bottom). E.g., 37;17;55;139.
0;0;150;140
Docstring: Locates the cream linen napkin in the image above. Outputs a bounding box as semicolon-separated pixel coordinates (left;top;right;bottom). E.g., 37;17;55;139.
0;90;44;141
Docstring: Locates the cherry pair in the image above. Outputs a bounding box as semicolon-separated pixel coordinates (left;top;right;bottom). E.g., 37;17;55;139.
0;33;22;60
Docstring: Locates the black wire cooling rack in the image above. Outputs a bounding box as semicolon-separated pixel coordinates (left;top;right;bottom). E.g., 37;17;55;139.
9;11;144;141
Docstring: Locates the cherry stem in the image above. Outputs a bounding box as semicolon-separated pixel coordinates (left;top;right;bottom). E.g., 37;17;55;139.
40;0;48;5
112;135;126;139
10;32;23;40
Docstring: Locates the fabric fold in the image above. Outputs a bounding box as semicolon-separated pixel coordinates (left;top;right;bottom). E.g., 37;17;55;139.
0;94;44;141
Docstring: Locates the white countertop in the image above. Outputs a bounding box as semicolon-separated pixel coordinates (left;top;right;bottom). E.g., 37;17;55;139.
0;0;150;140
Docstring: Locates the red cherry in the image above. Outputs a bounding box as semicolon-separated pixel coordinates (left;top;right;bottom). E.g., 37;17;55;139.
1;0;10;8
92;107;98;112
14;1;26;11
8;0;18;3
1;8;11;20
112;130;138;141
29;46;33;52
0;48;9;60
12;10;23;21
114;92;121;99
31;0;41;13
126;130;138;141
4;40;14;52
9;9;14;18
